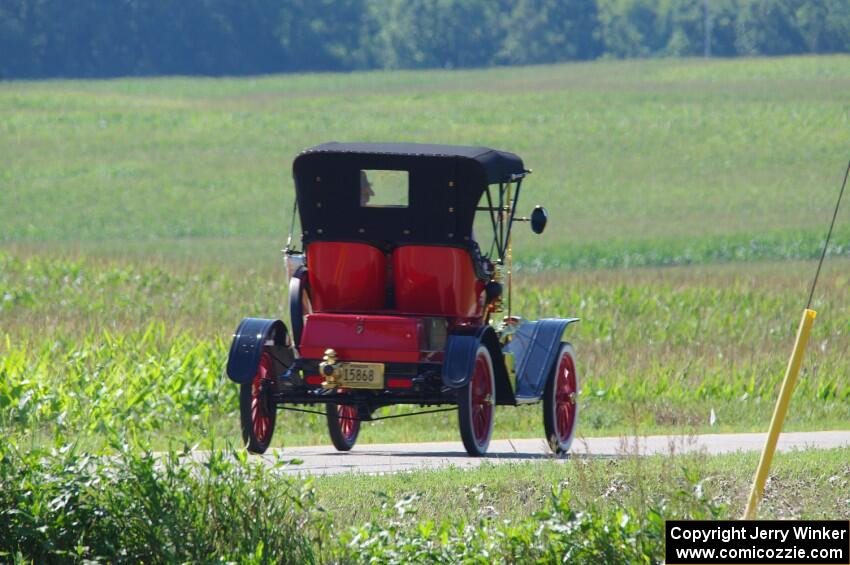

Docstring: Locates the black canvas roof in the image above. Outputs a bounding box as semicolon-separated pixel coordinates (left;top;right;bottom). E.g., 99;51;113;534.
292;142;525;248
300;142;524;184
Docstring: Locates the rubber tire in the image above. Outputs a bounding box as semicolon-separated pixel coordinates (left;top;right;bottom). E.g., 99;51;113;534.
240;351;277;454
289;272;311;350
458;345;496;456
326;403;360;451
543;343;579;455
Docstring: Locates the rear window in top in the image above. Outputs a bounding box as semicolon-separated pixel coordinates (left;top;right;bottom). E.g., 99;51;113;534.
359;170;409;208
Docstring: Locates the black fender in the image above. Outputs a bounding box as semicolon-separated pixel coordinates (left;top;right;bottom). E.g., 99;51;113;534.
441;325;515;405
504;318;580;400
226;317;293;384
288;267;309;350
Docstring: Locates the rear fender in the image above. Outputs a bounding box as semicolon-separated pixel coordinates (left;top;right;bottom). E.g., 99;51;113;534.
441;326;514;405
226;317;293;384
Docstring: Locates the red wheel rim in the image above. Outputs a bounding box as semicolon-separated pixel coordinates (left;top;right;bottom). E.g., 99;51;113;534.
337;404;359;443
554;352;577;443
251;352;273;443
470;352;493;447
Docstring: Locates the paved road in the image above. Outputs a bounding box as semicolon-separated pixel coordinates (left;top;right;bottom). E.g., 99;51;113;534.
247;430;850;476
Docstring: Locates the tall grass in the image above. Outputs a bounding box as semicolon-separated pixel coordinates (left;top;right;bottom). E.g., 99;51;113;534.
0;327;233;442
4;438;846;562
338;480;720;564
2;252;848;448
0;442;327;563
0;251;286;337
0;438;731;564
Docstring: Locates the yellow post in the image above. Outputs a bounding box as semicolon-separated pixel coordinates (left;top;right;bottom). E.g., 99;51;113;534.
743;308;817;520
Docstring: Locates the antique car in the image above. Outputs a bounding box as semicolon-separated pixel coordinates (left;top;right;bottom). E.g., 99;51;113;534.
226;142;579;456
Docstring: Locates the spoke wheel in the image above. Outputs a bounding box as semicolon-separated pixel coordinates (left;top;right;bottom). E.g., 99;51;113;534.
458;345;495;456
543;343;579;455
326;403;360;451
240;351;277;454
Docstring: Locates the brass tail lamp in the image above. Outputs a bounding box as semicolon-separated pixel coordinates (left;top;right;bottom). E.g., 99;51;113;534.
319;348;338;389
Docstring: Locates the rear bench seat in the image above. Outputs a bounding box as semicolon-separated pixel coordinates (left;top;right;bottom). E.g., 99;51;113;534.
305;241;486;319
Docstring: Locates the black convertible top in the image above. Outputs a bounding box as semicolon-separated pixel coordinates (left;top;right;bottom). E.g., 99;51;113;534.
293;142;525;248
299;142;524;184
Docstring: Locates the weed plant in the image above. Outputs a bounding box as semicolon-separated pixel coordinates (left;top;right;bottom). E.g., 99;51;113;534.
0;440;327;563
0;436;734;564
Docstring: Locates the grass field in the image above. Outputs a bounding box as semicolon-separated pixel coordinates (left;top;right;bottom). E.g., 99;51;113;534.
2;55;850;561
2;56;850;268
316;447;850;524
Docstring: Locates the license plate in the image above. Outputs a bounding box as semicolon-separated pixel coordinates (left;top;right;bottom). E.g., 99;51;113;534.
337;363;384;389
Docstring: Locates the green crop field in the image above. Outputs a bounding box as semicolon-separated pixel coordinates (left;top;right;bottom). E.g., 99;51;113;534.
2;55;850;268
2;253;849;451
2;55;850;562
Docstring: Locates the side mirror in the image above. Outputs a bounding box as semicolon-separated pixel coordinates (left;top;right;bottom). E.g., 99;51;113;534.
530;206;548;234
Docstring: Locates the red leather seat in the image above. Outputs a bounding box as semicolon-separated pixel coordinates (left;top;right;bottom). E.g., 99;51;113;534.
392;246;485;319
306;242;386;311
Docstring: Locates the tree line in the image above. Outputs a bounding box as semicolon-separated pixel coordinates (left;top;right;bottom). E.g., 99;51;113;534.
2;0;849;79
